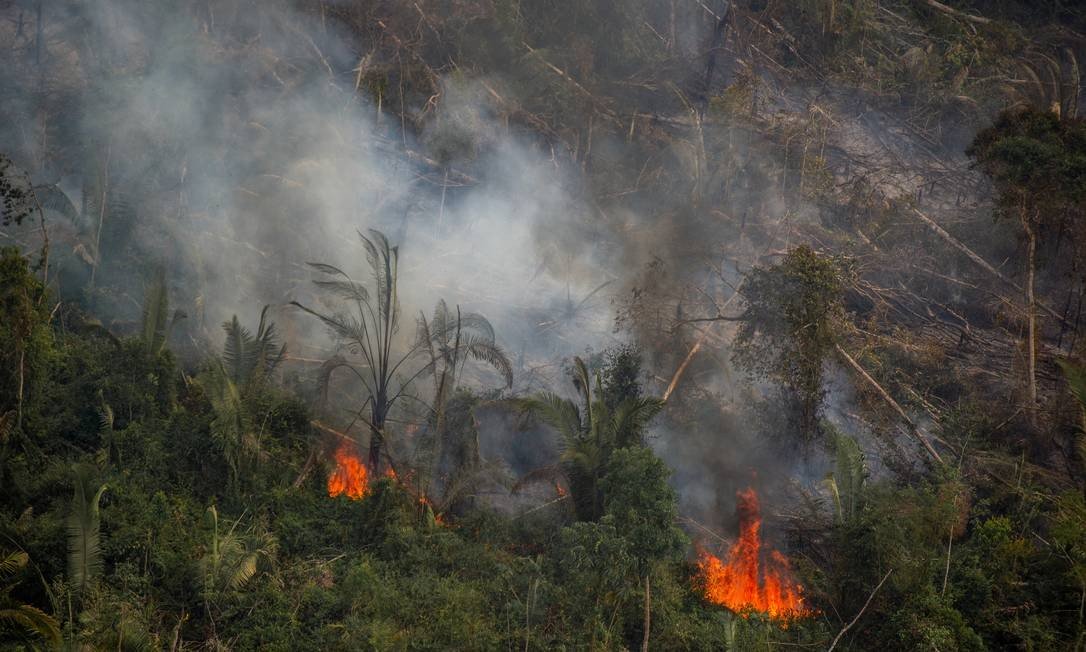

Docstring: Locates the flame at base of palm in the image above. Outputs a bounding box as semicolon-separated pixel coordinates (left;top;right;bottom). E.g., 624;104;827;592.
325;444;444;526
697;487;812;620
327;442;368;499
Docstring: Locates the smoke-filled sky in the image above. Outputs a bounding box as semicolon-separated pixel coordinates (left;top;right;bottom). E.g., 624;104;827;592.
0;0;975;535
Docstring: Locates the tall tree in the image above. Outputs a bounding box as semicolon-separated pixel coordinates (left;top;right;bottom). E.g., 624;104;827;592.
732;245;847;442
293;229;422;472
968;108;1086;427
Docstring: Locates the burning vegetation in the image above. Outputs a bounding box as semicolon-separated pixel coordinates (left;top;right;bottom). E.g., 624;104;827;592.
6;0;1086;648
697;488;811;620
327;442;368;499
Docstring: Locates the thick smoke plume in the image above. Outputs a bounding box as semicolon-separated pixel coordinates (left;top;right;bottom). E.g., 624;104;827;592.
0;0;986;538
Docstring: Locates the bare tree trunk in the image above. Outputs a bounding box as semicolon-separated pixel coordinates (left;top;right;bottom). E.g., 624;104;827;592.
641;574;651;652
90;143;112;289
16;349;25;430
368;422;382;472
1025;217;1038;428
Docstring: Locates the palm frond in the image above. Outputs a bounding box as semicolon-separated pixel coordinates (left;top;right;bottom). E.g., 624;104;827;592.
0;605;62;645
312;279;371;304
414;312;437;366
33;183;80;222
290;302;367;348
607;396;665;448
457;312;495;342
222;315;257;385
829;431;866;521
316;354;369;406
522;392;583;447
306;261;352;278
140;270;169;355
571;357;592;420
360;229;396;322
0;550;28;577
251;306;286;379
67;465;107;595
462;335;513;388
431;299;451;347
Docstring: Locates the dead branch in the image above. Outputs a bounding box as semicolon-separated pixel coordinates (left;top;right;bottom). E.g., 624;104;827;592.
909;207;1068;326
663;337;704;402
834;343;945;465
921;0;991;25
827;569;894;652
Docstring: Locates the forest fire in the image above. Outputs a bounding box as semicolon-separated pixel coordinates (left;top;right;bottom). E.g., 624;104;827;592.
327;442;368;499
697;487;811;620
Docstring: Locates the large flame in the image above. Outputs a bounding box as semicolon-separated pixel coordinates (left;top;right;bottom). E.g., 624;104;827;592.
327;442;368;499
697;487;811;619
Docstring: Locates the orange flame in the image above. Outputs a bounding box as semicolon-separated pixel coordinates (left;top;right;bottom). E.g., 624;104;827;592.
697;487;811;620
417;494;445;526
327;442;368;499
554;481;568;498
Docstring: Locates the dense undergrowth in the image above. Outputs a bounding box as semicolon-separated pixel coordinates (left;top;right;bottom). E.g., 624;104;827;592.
2;240;1085;650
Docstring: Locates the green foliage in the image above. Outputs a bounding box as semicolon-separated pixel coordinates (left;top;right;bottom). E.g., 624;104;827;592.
733;246;848;440
599;344;643;411
197;505;278;606
824;427;867;523
197;306;288;491
0;156;35;227
138;269;184;357
1058;358;1086;478
221;305;286;387
67;465;107;597
968;108;1086;211
551;517;638;646
525;356;665;521
0;247;52;436
600;447;687;570
415;300;512;497
4;4;1086;651
0;549;61;647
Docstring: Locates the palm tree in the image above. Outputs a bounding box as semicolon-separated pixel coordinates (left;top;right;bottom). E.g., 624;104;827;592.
415;300;512;481
199;306;286;489
524;357;664;521
219;306;287;387
293;229;428;472
0;549;62;646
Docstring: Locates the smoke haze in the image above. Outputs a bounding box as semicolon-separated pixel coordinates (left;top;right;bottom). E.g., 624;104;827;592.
0;0;995;538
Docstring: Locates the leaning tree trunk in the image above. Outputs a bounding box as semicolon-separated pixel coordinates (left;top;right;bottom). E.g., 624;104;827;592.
1024;213;1038;429
641;574;651;652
